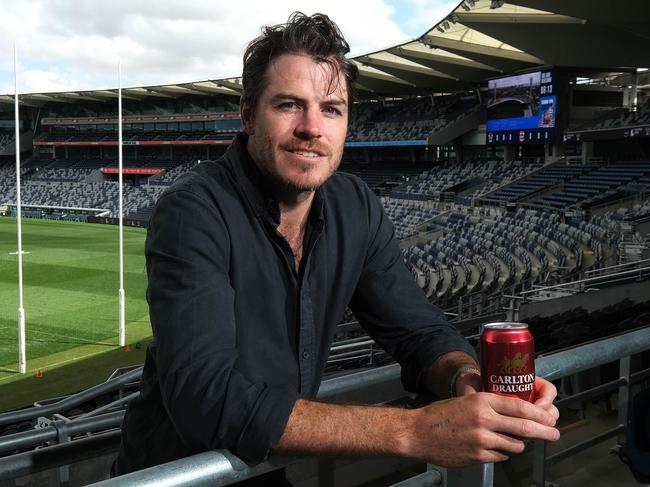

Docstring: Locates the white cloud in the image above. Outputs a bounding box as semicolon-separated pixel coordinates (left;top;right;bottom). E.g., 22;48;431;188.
19;68;87;94
0;0;435;95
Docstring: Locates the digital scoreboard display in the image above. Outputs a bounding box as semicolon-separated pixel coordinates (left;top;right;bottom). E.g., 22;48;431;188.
486;70;556;144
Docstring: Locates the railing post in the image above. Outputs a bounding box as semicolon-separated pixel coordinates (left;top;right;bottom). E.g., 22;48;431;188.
618;356;631;446
531;439;546;487
443;463;494;487
506;296;515;321
513;295;519;321
54;419;71;487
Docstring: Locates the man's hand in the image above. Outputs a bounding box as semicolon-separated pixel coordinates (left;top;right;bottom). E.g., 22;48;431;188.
455;372;559;415
455;372;560;422
400;391;560;467
531;376;560;420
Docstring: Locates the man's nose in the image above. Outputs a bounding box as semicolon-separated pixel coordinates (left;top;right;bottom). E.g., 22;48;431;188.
294;107;322;139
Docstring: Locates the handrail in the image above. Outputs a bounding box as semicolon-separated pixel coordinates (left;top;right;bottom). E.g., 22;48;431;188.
536;327;650;380
0;345;391;429
0;366;142;427
92;450;286;487
318;363;401;398
0;410;124;454
0;430;122;482
519;265;650;296
584;257;650;275
329;338;375;352
87;326;650;487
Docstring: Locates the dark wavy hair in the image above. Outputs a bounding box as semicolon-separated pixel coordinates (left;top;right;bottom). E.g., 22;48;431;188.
241;12;359;114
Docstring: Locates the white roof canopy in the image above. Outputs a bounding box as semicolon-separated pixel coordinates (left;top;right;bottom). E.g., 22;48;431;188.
3;0;650;109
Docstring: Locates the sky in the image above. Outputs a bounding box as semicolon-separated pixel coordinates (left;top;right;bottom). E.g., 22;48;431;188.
0;0;459;96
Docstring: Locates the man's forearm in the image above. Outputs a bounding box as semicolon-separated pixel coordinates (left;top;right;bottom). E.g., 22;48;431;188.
275;352;480;458
274;398;413;458
273;377;560;468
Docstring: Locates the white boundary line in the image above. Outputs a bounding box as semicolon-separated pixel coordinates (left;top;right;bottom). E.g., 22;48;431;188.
0;344;122;383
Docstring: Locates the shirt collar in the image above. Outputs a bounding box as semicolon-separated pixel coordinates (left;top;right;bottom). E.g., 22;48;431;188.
226;132;325;227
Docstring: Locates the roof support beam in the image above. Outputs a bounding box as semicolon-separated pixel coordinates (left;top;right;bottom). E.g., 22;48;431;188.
455;12;585;24
353;82;376;94
356;55;456;79
46;93;108;103
422;35;542;64
0;95;40;107
212;80;244;93
126;88;174;99
387;45;502;81
390;45;499;71
88;91;144;101
354;62;417;87
151;85;208;96
187;83;241;97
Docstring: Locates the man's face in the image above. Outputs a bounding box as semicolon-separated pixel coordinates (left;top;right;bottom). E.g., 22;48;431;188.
241;53;349;193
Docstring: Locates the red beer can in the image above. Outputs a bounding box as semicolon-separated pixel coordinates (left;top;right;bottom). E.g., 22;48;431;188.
481;322;535;402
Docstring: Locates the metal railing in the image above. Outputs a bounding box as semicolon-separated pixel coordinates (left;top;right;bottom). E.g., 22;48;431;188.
498;263;650;321
519;265;650;299
447;256;650;324
83;326;650;487
325;336;388;367
0;366;142;428
0;367;142;484
585;257;650;278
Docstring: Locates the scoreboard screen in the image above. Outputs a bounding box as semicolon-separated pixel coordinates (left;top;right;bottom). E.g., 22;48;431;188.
486;70;556;144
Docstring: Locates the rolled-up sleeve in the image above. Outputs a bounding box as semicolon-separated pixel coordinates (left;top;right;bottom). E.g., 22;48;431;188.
146;189;298;462
349;189;476;393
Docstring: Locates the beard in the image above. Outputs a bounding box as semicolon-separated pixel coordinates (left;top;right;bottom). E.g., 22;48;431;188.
276;177;320;194
250;132;342;194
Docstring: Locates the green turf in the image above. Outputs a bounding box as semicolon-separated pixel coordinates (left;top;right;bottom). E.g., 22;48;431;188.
0;217;152;409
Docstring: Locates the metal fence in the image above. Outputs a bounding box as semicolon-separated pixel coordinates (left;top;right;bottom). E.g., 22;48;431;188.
0;367;142;483
76;326;650;487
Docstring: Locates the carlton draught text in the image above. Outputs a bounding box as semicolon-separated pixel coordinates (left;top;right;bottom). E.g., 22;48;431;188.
481;322;535;402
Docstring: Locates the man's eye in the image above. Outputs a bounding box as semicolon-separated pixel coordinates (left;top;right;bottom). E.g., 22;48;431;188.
324;106;341;116
278;102;299;110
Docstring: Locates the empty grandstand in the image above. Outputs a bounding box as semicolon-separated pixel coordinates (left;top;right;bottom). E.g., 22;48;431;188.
1;1;650;487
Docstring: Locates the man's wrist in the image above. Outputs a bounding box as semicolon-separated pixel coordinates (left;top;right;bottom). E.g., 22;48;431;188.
393;407;419;458
422;351;480;399
449;366;482;398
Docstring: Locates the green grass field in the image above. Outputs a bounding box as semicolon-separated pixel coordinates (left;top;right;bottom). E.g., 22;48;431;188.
0;217;153;411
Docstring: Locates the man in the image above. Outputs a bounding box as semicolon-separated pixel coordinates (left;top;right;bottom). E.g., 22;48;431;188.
116;12;559;478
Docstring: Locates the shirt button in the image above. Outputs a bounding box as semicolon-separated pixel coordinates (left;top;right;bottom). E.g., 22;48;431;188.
302;350;310;360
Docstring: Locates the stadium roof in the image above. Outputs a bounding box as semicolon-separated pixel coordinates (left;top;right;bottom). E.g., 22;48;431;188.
353;0;650;96
1;0;649;109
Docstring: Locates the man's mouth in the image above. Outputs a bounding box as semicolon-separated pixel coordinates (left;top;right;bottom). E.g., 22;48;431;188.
285;146;326;158
291;150;321;158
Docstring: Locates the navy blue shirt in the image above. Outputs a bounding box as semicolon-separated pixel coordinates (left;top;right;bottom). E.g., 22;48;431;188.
116;133;475;472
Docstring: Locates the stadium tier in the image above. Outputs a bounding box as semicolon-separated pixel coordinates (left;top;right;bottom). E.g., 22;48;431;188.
0;129;14;151
481;160;650;211
574;100;650;132
345;93;482;143
1;7;650;485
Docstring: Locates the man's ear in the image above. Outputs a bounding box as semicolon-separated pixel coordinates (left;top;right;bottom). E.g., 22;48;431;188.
240;99;255;135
